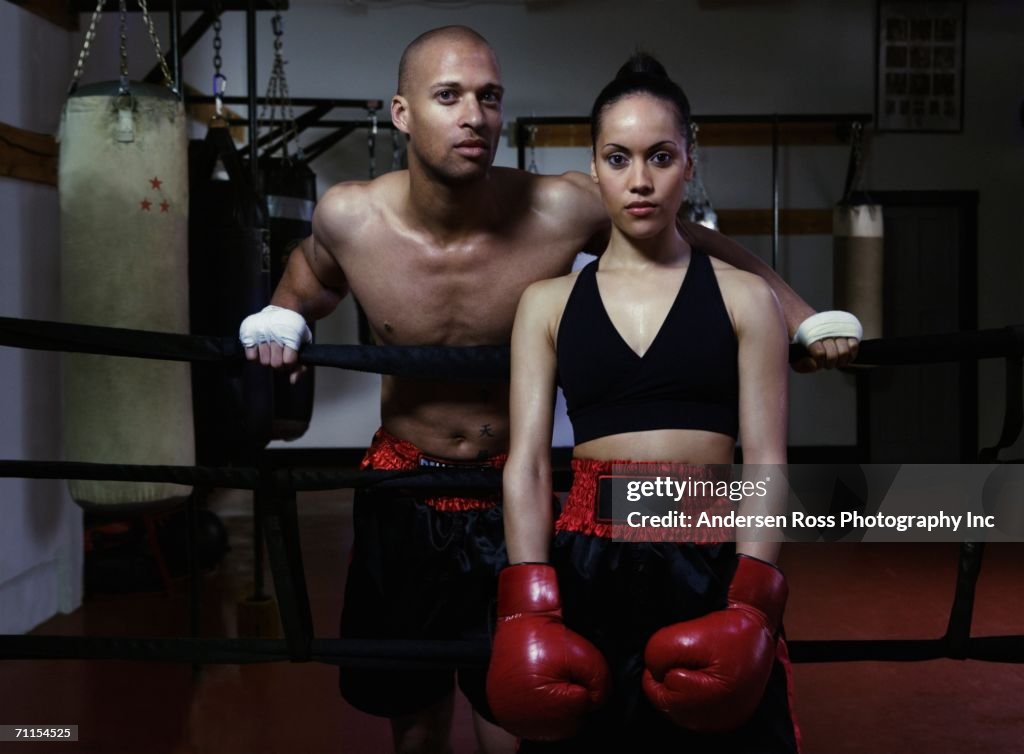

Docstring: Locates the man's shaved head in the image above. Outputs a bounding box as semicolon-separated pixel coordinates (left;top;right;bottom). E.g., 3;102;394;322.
397;25;498;95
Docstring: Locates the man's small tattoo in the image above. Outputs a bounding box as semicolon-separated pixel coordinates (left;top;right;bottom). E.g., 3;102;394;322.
479;424;495;438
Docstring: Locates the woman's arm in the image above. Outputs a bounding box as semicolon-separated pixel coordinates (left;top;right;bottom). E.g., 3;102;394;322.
504;280;562;564
489;277;612;736
732;273;790;564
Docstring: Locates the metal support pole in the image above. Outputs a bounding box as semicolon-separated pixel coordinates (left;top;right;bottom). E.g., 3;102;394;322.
516;121;526;171
170;0;182;95
771;114;780;270
246;0;259;182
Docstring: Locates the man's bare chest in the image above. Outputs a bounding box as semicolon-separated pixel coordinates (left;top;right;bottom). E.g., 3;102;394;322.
341;237;573;345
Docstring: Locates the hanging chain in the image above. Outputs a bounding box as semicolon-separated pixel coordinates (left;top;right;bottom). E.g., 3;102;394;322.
851;121;864;177
261;6;302;160
66;0;174;97
527;125;539;173
277;17;301;161
67;0;106;94
367;109;379;179
137;0;176;92
842;121;866;201
212;9;227;120
258;18;279;145
118;0;130;95
391;129;404;171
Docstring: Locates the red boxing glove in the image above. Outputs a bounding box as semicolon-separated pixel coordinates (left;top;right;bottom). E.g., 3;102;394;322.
486;564;610;740
642;554;787;732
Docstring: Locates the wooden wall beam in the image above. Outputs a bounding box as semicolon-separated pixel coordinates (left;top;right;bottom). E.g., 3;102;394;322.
0;121;58;186
517;120;855;149
71;0;286;8
716;208;833;236
0;88;247;190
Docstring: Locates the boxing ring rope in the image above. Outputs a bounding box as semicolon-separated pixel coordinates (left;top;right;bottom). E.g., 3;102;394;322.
0;316;511;381
0;316;1022;667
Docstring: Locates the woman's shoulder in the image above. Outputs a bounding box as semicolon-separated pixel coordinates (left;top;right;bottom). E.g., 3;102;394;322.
522;269;583;307
707;258;779;325
517;272;585;340
706;256;771;295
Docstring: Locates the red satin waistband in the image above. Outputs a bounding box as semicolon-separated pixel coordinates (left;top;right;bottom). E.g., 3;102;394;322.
556;458;733;542
360;427;506;511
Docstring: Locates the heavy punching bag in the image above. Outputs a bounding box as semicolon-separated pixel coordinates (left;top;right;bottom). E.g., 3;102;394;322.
189;124;273;465
59;12;194;512
260;155;316;441
256;8;316;442
834;122;884;340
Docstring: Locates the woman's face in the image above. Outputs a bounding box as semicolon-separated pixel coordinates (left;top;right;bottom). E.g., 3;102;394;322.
591;94;693;240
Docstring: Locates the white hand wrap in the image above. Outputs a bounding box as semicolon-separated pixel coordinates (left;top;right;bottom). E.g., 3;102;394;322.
793;311;863;346
239;305;312;351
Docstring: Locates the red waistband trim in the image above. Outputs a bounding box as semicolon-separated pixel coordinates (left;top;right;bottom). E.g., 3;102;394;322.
360;427;506;511
555;458;733;542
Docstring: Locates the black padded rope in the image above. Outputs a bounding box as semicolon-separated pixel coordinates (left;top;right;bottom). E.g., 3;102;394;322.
3;315;1024;667
5;316;1024;377
0;461;502;493
1;634;1022;667
0;636;491;668
834;324;1024;366
0;461;260;488
0;316;509;381
0;316;232;363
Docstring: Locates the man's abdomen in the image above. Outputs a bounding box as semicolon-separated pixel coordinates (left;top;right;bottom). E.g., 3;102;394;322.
380;375;510;460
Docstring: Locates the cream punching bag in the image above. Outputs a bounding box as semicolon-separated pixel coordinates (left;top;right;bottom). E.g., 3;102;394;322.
59;5;193;510
833;122;884;340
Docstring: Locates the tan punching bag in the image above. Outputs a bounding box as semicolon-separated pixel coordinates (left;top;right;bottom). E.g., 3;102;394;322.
59;9;193;511
833;204;884;340
833;123;884;340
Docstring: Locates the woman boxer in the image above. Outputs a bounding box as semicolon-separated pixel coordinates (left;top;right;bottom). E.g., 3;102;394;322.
485;54;799;753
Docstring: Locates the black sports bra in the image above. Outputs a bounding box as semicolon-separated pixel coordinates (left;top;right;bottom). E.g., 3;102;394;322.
556;252;739;445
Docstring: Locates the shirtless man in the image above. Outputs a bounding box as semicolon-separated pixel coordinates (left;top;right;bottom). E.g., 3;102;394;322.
239;25;859;754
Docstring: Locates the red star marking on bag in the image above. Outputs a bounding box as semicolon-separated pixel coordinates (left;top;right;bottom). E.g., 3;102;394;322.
160;200;170;213
140;198;152;211
150;176;162;190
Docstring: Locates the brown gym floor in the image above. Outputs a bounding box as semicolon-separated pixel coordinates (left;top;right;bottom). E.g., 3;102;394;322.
2;490;1022;754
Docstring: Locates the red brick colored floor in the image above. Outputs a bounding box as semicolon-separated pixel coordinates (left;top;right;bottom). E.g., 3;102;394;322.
1;490;1022;753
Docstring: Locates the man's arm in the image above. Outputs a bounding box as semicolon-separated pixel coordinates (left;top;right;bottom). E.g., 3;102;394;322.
271;235;348;319
241;187;353;373
680;221;858;371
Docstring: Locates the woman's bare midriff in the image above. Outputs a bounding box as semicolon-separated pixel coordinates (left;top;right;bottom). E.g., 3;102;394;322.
573;428;736;465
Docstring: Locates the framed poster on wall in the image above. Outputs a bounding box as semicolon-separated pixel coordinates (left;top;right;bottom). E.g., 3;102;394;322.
876;0;965;132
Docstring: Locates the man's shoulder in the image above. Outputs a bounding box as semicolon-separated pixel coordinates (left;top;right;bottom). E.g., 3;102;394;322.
314;172;405;241
318;172;404;212
491;167;593;205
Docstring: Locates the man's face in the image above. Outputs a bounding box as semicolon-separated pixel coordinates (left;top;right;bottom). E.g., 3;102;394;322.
393;39;504;183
